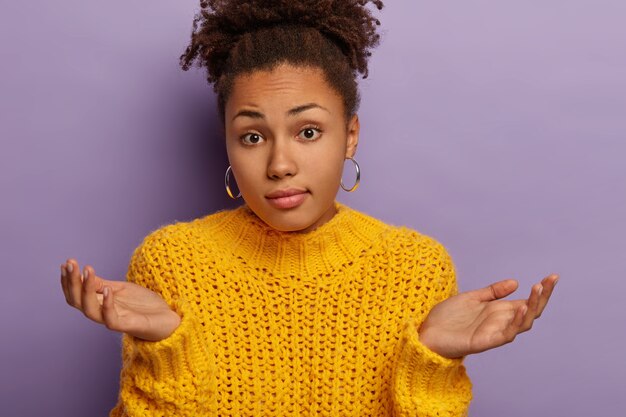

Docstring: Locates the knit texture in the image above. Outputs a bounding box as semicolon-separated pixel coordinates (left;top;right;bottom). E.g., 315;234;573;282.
109;201;472;416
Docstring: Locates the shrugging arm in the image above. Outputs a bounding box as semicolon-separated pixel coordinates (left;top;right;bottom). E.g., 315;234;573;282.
390;242;472;417
109;230;216;417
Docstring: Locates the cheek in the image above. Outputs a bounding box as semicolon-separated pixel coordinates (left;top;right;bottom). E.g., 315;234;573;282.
227;151;262;188
302;146;344;180
235;163;263;189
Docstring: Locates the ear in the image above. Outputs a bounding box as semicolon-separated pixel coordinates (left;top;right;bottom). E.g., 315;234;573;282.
345;113;360;159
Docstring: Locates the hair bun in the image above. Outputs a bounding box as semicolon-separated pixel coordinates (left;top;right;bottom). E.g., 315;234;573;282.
181;0;384;80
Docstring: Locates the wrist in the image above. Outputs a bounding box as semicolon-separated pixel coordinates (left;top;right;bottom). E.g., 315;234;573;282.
139;309;181;342
418;324;463;360
162;309;182;340
417;325;439;353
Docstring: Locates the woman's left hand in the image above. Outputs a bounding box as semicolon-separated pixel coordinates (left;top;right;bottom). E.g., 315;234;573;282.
418;274;559;359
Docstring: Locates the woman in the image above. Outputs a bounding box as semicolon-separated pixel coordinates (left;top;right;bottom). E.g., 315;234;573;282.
60;1;558;416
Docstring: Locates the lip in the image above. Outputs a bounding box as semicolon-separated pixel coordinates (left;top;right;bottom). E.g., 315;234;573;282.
265;188;308;199
265;188;309;209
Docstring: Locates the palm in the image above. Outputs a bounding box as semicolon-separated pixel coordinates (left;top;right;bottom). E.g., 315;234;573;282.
60;260;181;342
418;275;559;359
421;293;520;358
97;281;175;339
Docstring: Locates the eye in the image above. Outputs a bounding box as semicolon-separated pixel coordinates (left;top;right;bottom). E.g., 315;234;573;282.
240;132;265;145
298;126;322;141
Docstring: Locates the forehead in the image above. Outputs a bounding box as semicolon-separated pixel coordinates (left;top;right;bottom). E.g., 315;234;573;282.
226;64;342;115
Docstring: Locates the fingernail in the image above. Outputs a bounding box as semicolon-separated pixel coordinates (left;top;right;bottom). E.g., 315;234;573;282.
66;262;73;273
61;265;67;277
538;286;543;296
83;267;89;280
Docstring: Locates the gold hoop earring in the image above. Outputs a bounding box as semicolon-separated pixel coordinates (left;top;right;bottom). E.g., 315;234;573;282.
340;157;360;192
224;165;241;199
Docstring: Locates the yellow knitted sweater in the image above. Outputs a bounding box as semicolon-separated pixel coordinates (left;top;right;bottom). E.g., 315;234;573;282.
109;201;472;417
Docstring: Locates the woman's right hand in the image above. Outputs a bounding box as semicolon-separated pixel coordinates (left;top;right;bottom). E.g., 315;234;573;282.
60;259;181;342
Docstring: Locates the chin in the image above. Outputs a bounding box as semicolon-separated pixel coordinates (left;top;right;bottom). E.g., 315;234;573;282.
249;203;310;232
265;214;313;233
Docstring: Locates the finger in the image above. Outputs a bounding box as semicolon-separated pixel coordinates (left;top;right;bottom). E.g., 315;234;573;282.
536;274;559;318
60;264;71;303
474;279;519;302
66;259;84;309
101;286;120;331
483;298;527;313
520;284;542;332
501;304;527;343
81;265;104;323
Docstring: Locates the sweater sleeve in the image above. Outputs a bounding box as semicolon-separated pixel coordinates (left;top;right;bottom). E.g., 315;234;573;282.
390;240;473;417
109;229;216;417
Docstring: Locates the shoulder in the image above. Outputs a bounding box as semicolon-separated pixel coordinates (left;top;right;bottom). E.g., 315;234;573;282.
132;222;184;256
348;205;457;288
137;206;239;246
130;206;246;268
380;225;455;280
346;203;452;261
384;224;448;250
125;210;240;291
378;225;459;302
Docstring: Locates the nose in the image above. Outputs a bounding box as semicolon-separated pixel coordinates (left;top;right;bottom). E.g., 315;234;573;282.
267;137;297;180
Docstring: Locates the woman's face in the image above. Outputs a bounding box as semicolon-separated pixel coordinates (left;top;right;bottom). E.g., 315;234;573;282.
224;62;359;233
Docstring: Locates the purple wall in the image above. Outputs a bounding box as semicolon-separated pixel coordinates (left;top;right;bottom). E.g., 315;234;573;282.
1;1;624;416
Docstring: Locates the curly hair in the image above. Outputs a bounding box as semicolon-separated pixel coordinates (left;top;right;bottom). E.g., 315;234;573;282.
179;0;385;127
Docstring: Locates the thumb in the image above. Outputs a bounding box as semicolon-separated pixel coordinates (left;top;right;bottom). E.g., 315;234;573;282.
102;286;120;331
472;279;519;302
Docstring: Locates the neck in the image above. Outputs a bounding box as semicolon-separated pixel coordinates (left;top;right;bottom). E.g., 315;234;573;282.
199;201;389;283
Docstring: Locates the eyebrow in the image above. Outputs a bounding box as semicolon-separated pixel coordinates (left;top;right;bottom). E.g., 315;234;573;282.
231;103;330;122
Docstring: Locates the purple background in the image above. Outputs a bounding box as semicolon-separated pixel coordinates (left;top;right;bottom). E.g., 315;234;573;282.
1;1;625;416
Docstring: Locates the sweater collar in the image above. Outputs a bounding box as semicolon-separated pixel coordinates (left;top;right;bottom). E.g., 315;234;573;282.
203;200;389;278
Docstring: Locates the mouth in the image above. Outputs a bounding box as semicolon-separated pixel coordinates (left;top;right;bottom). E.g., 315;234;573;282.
265;188;309;209
265;188;308;199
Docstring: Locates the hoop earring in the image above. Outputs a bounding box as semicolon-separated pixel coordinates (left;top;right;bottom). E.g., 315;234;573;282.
340;157;361;192
224;165;241;199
